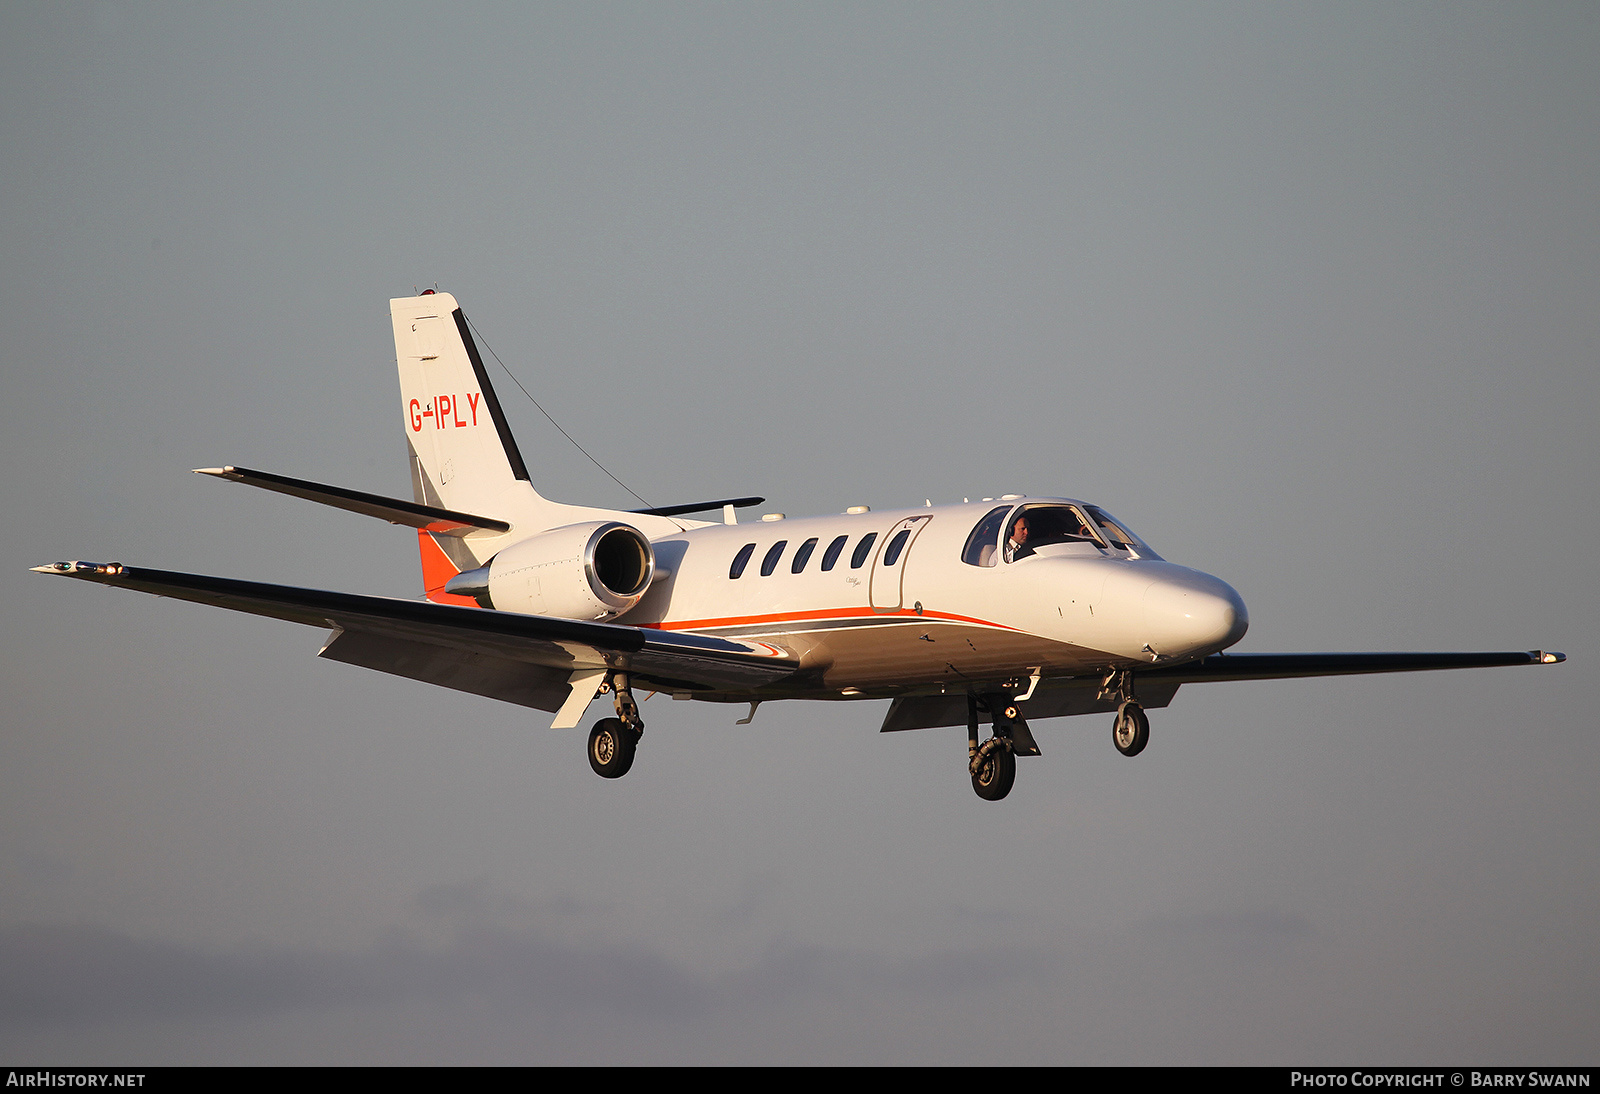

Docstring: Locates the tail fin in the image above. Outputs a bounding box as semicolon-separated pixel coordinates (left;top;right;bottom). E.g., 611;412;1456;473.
393;291;551;588
392;292;544;521
392;291;687;599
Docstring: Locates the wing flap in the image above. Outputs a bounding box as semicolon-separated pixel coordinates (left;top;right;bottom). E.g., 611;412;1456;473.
35;562;800;694
318;627;574;711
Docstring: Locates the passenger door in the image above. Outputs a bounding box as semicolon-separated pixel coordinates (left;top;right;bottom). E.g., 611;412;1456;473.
869;516;933;612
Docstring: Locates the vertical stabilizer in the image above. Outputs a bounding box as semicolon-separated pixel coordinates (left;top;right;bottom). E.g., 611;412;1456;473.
392;291;553;585
391;291;686;599
392;293;545;518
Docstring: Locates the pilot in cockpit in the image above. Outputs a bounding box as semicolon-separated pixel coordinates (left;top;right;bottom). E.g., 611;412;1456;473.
1004;515;1032;563
1004;507;1102;563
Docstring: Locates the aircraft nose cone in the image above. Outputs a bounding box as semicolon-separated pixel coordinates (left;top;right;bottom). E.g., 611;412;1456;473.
1142;570;1248;657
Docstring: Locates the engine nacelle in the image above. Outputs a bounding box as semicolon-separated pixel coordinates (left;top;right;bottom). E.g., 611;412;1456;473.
450;521;655;620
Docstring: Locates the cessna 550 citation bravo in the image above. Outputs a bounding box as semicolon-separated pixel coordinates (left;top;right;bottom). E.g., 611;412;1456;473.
36;291;1565;800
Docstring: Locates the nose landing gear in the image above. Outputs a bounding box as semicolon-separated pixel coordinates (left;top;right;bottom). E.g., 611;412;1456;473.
1112;700;1149;757
1101;668;1150;757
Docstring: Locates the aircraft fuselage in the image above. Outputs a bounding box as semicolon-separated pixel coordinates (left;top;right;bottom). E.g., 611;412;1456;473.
622;498;1249;696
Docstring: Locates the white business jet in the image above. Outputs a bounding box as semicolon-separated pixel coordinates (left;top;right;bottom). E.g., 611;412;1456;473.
36;292;1565;801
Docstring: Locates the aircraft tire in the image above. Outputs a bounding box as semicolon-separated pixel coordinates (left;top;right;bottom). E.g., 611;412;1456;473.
588;717;637;779
971;746;1016;801
1113;702;1149;757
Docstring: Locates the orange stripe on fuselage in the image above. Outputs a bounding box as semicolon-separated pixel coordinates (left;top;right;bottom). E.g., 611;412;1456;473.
652;606;1021;634
417;530;480;607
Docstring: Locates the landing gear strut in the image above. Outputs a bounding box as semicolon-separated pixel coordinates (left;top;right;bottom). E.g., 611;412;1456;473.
1100;668;1150;757
967;693;1037;801
587;672;644;779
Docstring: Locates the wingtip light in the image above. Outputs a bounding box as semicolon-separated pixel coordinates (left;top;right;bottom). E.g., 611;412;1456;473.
32;561;124;576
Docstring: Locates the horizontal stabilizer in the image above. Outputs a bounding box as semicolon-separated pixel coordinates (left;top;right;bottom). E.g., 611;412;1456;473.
630;497;765;518
34;561;799;695
195;465;509;536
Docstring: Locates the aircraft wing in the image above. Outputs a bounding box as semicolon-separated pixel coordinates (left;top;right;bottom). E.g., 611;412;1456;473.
1138;650;1564;684
32;562;800;703
880;649;1562;732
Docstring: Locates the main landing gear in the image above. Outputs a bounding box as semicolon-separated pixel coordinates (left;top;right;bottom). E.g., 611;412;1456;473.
587;672;644;779
967;693;1041;802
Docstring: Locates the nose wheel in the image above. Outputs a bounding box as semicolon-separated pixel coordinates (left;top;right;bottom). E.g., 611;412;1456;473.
1113;701;1149;757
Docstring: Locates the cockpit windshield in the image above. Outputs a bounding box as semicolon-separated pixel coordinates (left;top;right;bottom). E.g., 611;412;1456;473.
1002;505;1102;562
1084;505;1157;558
961;501;1160;566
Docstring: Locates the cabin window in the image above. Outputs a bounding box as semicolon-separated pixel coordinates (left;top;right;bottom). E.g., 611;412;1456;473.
850;532;878;569
820;534;848;571
729;543;756;579
792;537;818;574
882;528;912;567
961;506;1010;567
761;540;788;576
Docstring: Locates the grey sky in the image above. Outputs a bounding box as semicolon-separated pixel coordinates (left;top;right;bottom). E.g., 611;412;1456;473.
2;2;1595;1063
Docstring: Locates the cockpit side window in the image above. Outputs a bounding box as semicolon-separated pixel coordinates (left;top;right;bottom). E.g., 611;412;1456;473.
961;506;1011;567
